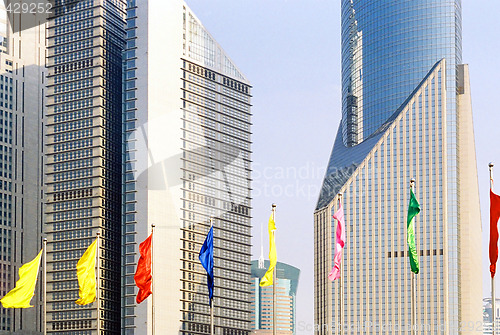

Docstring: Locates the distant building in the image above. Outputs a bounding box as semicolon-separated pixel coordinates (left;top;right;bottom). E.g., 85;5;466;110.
250;260;300;334
483;298;500;334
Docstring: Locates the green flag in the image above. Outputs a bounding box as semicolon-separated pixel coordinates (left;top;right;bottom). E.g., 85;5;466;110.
407;189;420;274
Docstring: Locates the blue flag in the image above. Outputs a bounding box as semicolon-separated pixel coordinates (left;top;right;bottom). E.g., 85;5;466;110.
199;226;214;304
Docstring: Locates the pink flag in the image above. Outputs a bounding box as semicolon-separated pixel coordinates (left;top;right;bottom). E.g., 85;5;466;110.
328;204;345;281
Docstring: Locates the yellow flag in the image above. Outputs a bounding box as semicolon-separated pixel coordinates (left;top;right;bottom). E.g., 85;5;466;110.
260;214;277;286
75;239;97;305
0;249;43;308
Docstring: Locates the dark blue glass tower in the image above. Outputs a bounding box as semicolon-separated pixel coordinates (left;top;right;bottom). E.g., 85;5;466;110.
341;0;461;145
319;0;462;209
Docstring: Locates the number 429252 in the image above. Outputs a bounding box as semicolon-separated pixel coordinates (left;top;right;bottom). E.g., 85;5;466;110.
6;2;53;14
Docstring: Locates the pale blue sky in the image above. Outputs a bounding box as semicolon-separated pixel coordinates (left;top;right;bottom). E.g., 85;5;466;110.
186;1;500;333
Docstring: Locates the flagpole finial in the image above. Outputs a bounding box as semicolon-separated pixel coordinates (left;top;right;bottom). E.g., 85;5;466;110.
96;229;101;236
272;203;277;209
43;237;47;242
491;163;495;190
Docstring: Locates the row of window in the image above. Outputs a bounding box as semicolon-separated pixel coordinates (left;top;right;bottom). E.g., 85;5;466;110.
53;97;93;114
51;308;91;320
54;139;93;154
54;69;94;85
53;158;93;172
53;18;94;36
53;198;92;211
53;0;95;20
52;208;92;221
54;117;93;133
53;148;93;164
54;27;94;45
54;77;94;94
53;58;94;75
54;168;93;182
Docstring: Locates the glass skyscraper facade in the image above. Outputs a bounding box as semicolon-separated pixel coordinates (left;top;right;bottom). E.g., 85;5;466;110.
45;0;126;333
315;1;482;334
341;0;461;145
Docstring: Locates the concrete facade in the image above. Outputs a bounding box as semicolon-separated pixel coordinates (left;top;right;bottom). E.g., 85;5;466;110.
0;5;46;334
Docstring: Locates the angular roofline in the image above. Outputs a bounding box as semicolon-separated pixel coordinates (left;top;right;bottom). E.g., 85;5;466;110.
183;1;250;84
315;59;445;210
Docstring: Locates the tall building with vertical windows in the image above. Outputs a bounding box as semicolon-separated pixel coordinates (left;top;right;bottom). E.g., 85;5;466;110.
122;0;252;334
45;0;126;334
250;261;300;335
0;5;46;334
314;1;482;334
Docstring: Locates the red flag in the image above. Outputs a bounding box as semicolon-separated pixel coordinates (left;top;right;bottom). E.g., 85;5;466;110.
134;234;152;303
490;190;500;277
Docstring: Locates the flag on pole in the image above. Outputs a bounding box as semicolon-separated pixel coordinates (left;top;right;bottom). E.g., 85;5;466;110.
199;226;214;303
75;239;97;305
260;214;277;287
0;249;43;308
134;234;152;304
329;204;345;281
407;189;421;274
490;189;500;277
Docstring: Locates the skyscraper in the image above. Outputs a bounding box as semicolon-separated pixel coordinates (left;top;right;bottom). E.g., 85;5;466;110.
250;260;300;335
314;1;482;334
122;1;252;334
45;0;126;333
0;5;46;334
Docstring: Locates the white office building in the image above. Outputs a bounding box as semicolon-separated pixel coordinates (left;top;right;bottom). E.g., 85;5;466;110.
122;1;252;334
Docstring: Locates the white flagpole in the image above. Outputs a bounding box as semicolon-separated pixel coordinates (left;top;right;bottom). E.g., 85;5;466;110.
43;238;47;335
96;230;100;335
209;218;214;335
491;162;495;335
410;179;417;335
272;204;277;335
151;224;155;335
